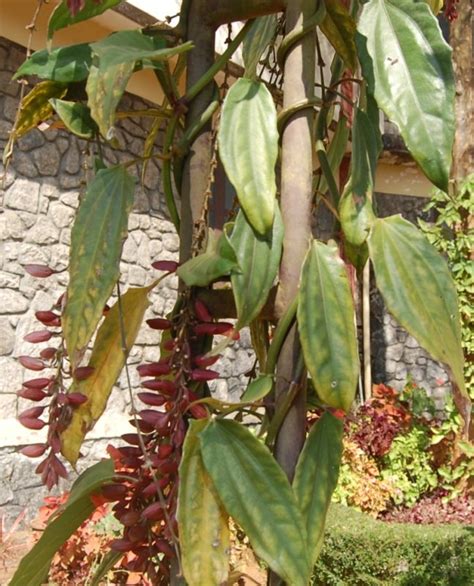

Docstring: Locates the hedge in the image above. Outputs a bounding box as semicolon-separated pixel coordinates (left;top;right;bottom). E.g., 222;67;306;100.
313;505;474;585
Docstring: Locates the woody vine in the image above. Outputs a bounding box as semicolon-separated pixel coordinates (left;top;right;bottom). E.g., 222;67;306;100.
4;0;470;584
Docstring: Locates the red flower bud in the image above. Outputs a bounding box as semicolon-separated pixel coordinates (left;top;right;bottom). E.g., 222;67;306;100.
151;260;179;272
137;392;167;407
142;478;169;497
146;318;172;330
101;483;128;501
193;353;220;367
127;525;148;544
141;502;164;521
190;369;219;382
189;403;208;419
23;378;51;389
20;443;47;458
19;416;46;430
19;406;46;419
194;299;213;322
40;347;57;361
51;455;68;479
140;379;176;396
24;330;53;344
194;322;234;336
158;444;174;459
24;264;55;278
137;362;171;377
17;387;47;401
162;339;176;351
18;356;46;371
117;510;141;527
139;410;169;430
156;539;175;558
35;311;60;325
67;392;88;406
129;419;154;434
74;366;95;381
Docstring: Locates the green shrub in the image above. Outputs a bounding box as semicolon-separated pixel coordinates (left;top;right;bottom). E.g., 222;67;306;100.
313;505;474;585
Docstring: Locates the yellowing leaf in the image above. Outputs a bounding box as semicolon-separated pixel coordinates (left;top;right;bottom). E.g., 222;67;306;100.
178;420;230;586
298;241;359;412
320;0;357;70
62;165;135;368
61;286;152;465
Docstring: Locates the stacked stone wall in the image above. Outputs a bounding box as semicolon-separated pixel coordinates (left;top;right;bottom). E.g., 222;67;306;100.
0;37;253;519
0;37;450;520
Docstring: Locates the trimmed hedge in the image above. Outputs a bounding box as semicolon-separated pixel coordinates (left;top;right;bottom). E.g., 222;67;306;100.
313;505;474;585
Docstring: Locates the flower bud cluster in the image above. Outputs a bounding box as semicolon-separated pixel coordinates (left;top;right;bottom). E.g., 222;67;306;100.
17;265;89;488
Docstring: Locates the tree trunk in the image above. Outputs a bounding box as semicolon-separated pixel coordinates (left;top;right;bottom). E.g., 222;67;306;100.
450;1;473;183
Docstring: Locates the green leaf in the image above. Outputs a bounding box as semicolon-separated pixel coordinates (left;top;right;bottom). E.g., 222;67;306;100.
200;419;311;585
357;0;455;191
298;241;359;412
293;412;344;566
50;99;97;139
242;14;277;78
367;215;466;395
14;43;92;83
9;460;115;586
86;61;134;142
178;420;230;586
48;0;122;40
62;165;135;369
240;374;274;402
9;81;67;140
320;0;357;70
91;30;193;69
61;286;151;465
218;78;278;236
230;207;284;328
177;230;239;287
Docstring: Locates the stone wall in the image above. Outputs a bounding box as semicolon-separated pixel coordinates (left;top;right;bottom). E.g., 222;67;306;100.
0;36;450;520
0;37;253;520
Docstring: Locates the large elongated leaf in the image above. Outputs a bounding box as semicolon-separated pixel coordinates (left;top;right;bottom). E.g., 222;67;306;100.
86;61;134;141
50;99;97;139
178;420;230;586
48;0;122;40
230;208;283;328
14;44;92;83
177;230;239;287
61;286;152;465
367;215;466;395
357;0;455;191
91;30;193;69
320;0;357;70
199;419;311;586
242;14;277;78
9;460;115;586
62;165;135;369
298;241;359;412
293;412;344;566
218;78;278;236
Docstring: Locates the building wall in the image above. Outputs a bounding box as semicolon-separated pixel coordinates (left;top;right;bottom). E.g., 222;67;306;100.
0;37;253;520
0;36;450;520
